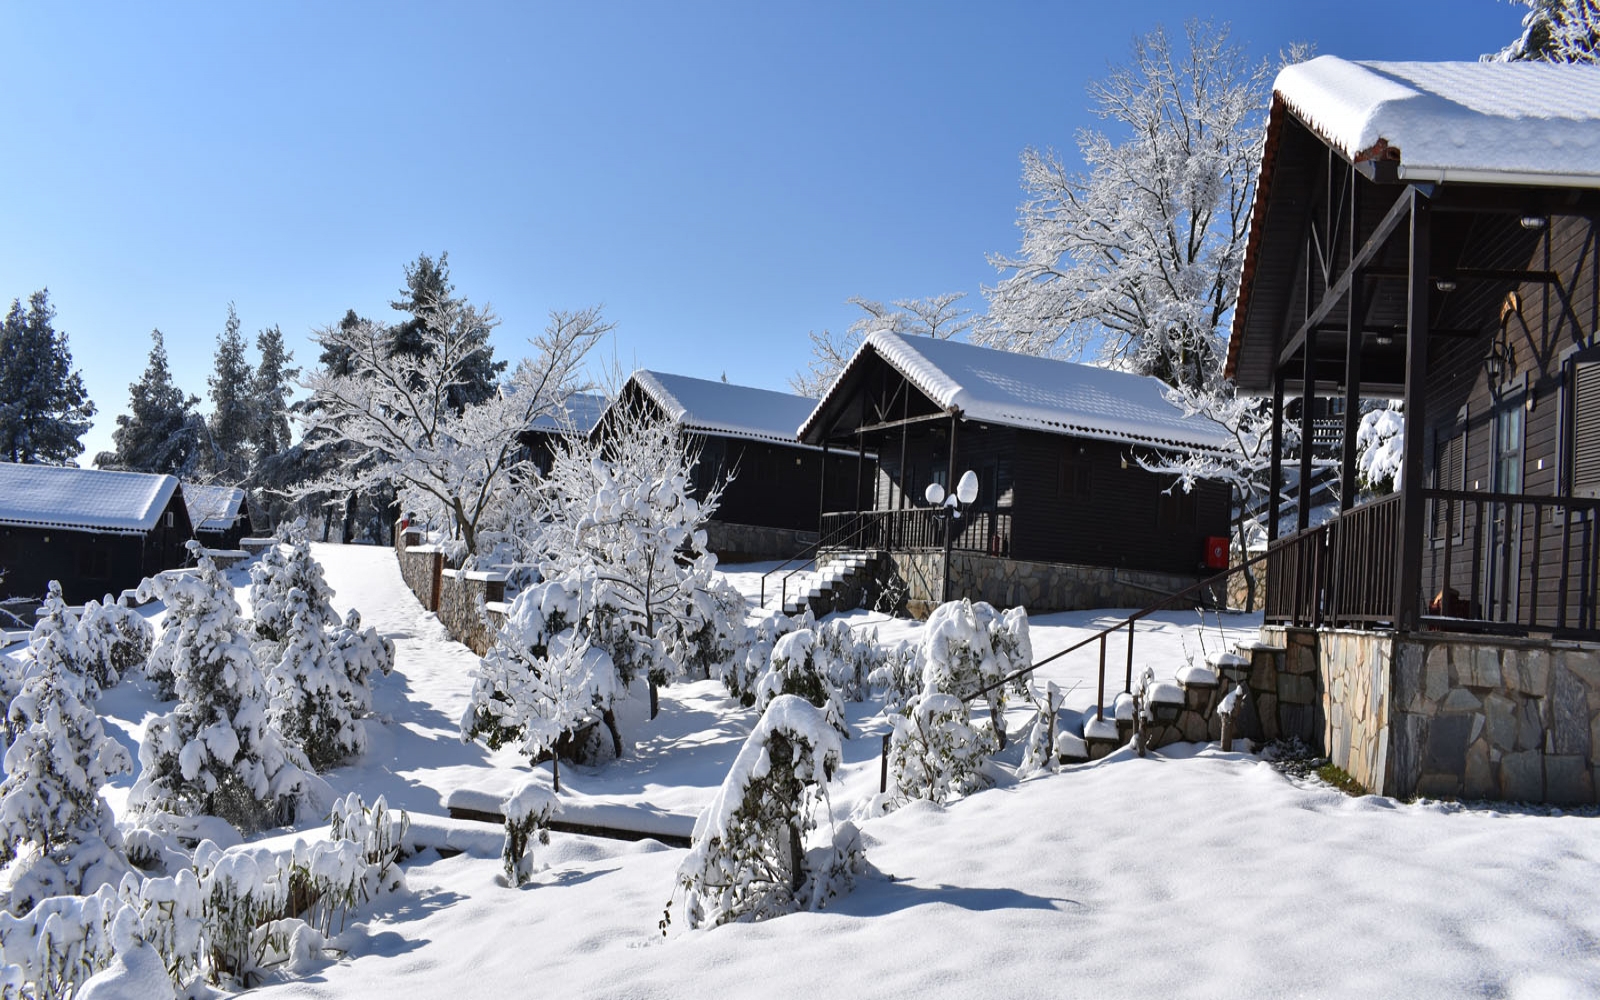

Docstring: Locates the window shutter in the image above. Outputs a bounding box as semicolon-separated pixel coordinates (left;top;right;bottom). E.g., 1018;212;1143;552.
1575;360;1600;497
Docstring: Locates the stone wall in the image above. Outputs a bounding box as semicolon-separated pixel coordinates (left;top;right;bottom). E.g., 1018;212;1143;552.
703;520;817;562
398;545;443;611
1255;624;1600;804
437;569;507;656
1390;634;1600;804
882;550;1208;619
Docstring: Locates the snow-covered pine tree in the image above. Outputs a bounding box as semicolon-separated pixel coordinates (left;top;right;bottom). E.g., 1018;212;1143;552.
327;609;394;729
266;584;364;771
670;694;853;930
75;596;152;692
204;304;255;483
245;540;292;649
250;536;339;649
0;583;133;913
754;630;849;737
93;330;206;475
0;289;95;465
247;324;297;465
131;545;313;833
1489;0;1598;63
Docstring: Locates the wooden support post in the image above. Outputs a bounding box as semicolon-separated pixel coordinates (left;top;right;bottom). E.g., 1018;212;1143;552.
1298;338;1316;533
1396;191;1431;630
942;414;959;605
1270;372;1284;543
1341;282;1363;511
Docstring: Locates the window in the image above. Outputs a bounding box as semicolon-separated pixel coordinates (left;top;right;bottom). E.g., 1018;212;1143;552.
1057;458;1091;502
1431;414;1465;540
1571;348;1600;498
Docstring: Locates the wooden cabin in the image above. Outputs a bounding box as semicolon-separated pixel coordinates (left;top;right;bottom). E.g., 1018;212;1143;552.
1229;56;1600;802
0;463;194;605
182;483;255;550
515;392;609;476
798;331;1234;614
603;371;867;561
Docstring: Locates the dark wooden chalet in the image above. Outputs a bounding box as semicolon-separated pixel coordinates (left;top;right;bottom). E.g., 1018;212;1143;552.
602;371;867;561
798;331;1234;613
514;392;609;476
182;483;255;550
1230;56;1600;802
0;463;194;605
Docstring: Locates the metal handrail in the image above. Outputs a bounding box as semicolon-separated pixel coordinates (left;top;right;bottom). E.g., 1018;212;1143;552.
758;511;870;610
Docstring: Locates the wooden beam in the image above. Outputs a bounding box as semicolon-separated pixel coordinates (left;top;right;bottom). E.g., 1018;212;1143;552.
856;410;954;436
1298;342;1315;532
1269;372;1283;544
1278;186;1418;371
1395;198;1432;630
1340;166;1363;513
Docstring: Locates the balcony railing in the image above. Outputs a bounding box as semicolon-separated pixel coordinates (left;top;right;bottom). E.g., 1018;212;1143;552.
1265;488;1600;639
819;508;1013;556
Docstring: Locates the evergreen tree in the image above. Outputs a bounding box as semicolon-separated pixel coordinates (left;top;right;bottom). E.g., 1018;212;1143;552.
0;289;95;464
247;325;297;462
389;253;506;408
1489;0;1599;63
131;546;312;833
205;304;254;482
0;583;132;911
95;330;205;474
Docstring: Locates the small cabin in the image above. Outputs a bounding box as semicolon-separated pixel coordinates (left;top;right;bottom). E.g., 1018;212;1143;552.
182;483;255;550
1228;56;1600;802
515;392;610;476
601;371;868;561
798;331;1234;614
0;463;194;605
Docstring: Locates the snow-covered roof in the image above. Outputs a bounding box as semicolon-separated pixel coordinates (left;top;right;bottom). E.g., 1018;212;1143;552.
0;463;181;535
526;392;610;436
182;483;248;532
800;332;1234;454
628;371;818;446
1274;56;1600;186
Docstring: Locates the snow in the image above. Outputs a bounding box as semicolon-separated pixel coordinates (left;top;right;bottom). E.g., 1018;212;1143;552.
19;544;1598;997
801;331;1235;454
627;369;822;446
1274;57;1600;185
522;391;609;435
0;462;179;534
180;483;247;532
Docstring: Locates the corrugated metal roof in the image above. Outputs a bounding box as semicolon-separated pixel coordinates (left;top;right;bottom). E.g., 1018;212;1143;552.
0;463;180;535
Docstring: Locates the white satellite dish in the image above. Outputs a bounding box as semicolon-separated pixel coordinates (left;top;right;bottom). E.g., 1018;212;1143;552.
924;482;946;505
955;470;979;505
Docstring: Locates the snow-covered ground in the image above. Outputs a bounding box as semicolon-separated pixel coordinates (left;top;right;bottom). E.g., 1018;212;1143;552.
19;544;1600;997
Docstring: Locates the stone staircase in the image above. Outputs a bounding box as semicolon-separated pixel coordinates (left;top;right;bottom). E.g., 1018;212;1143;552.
778;550;882;618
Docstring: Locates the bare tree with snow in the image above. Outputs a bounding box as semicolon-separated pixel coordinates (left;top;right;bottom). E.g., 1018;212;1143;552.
789;293;971;397
294;294;606;564
980;21;1274;395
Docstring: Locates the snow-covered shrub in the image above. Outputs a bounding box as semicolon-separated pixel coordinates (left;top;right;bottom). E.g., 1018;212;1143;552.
266;587;364;771
673;578;748;681
1017;682;1061;778
886;692;994;805
920;599;1030;744
812;618;877;703
0;884;124;1000
0;598;132;913
502;783;559;887
328;609;394;721
131;545;314;834
754;630;849;737
74;597;151;691
462;580;580;751
868;641;921;714
327;793;409;892
722;610;806;707
72;906;175;1000
669;695;851;931
1356;402;1404;496
246;542;291;643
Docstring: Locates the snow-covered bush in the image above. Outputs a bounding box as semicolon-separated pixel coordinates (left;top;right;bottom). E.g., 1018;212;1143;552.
73;906;176;1000
868;641;921;714
812;618;877;703
502;783;559;887
722;610;807;707
74;596;151;691
1356;402;1404;496
669;695;852;931
0;884;124;1000
131;545;314;834
1017;682;1061;778
327;793;409;889
246;541;291;643
267;587;364;771
0;593;132;913
462;580;579;750
886;692;994;805
754;630;849;738
673;578;749;681
919;600;1030;744
327;609;394;723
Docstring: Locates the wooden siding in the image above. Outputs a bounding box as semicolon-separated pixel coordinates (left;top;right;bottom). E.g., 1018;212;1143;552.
0;490;193;605
1419;214;1600;629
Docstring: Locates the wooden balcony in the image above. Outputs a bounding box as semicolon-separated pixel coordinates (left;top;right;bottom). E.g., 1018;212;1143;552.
820;508;1013;556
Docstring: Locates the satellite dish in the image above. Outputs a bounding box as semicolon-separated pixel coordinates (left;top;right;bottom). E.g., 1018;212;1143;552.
956;469;979;505
924;483;946;505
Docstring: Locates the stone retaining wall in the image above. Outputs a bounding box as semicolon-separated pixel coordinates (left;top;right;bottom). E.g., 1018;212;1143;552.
702;520;817;562
885;550;1208;618
1257;624;1600;804
393;523;504;655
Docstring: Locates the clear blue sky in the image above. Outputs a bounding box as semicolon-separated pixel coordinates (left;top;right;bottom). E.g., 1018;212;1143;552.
0;1;1520;463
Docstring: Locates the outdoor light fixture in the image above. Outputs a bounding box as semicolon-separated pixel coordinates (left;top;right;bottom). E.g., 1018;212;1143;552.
1520;215;1548;230
1434;279;1457;292
1375;335;1395;347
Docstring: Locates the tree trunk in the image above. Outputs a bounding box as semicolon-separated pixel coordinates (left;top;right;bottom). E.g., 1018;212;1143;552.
602;707;623;759
649;679;660;720
788;822;805;895
552;753;562;794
